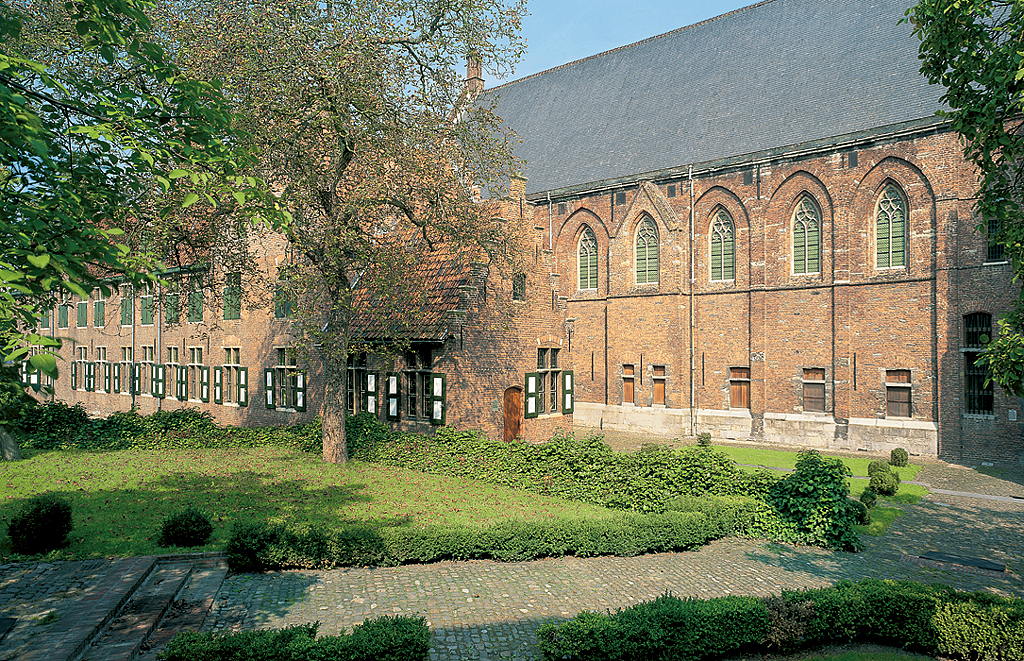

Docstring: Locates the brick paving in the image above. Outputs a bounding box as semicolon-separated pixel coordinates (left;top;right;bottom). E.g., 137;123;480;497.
0;456;1020;661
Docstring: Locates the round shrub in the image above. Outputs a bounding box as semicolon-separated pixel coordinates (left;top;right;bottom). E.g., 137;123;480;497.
869;471;899;496
859;488;877;509
159;507;214;548
867;459;890;477
890;447;909;467
696;432;712;447
848;499;871;526
7;493;73;555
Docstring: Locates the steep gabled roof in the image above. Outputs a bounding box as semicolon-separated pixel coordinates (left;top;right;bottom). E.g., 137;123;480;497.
487;0;943;196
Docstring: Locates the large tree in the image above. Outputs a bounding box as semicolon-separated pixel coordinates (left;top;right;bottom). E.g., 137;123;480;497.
1;0;283;377
906;0;1024;393
154;0;528;462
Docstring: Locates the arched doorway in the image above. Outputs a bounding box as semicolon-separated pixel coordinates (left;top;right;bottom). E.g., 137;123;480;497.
503;386;523;443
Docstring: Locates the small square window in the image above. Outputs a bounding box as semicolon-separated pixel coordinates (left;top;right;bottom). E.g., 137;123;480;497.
615;192;626;206
743;170;753;185
557;203;566;215
667;185;676;198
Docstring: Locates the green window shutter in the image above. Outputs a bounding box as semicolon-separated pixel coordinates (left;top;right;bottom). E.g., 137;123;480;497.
213;366;223;404
77;302;87;327
113;363;120;393
140;297;153;325
223;273;241;320
18;361;27;384
188;290;204;323
85;362;94;391
199;366;210;402
365;372;379;416
166;294;180;324
238;367;249;407
386;372;400;421
178;366;187;400
295;370;307;412
94;301;105;327
70;361;78;389
150;364;158;397
132;363;141;394
892;211;905;267
264;368;276;409
562;370;575;414
877;215;890;268
103;363;111;392
120;298;131;326
525;372;539;419
157;365;166;399
429;373;446;425
40;309;50;329
794;224;806;274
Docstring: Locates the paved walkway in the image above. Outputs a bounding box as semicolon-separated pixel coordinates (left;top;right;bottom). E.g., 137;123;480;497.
1;458;1020;661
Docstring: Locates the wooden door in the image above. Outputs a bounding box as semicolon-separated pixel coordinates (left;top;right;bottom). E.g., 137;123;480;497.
503;387;522;443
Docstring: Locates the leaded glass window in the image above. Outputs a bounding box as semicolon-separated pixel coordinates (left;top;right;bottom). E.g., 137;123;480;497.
793;196;820;275
635;219;658;285
711;209;735;281
876;185;906;269
578;227;598;290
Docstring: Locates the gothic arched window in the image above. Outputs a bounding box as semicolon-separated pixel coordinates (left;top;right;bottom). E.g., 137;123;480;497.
876;185;907;269
578;226;598;290
711;209;735;281
793;196;821;275
635;219;659;285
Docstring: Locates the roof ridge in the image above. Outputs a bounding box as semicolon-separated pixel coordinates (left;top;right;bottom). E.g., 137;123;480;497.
488;0;780;92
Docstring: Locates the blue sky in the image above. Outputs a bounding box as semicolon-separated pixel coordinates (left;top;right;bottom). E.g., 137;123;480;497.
486;1;754;86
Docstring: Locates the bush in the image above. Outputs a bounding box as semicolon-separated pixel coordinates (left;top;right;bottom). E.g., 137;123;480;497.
15;401;89;448
770;451;862;551
540;580;1024;661
157;617;431;661
867;459;890;477
225;511;723;572
890;447;909;467
696;432;712;446
7;493;73;555
869;470;899;496
859;488;877;509
159;507;214;548
848;499;871;526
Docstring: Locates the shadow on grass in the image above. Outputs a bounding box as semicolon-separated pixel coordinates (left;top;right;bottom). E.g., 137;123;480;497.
0;471;416;562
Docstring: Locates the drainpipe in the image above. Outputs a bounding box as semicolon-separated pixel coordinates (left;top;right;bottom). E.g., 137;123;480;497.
130;286;136;410
689;166;696;437
547;192;553;250
156;281;163;410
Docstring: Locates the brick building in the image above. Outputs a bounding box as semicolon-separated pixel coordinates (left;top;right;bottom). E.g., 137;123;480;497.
483;0;1023;462
36;178;575;445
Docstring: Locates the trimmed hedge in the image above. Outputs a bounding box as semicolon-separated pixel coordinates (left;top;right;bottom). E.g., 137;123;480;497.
157;618;430;661
539;579;1024;661
15;403;322;453
225;510;726;572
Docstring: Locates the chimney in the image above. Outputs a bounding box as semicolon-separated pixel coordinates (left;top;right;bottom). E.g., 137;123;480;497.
466;53;484;95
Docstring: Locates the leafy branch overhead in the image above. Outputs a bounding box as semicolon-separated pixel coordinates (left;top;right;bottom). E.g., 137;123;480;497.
0;0;287;376
906;0;1024;394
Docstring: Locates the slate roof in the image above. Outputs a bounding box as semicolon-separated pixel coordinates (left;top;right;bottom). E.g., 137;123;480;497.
486;0;945;197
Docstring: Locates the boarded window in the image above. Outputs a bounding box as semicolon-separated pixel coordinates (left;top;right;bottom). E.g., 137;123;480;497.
876;185;907;269
623;364;635;404
730;367;750;409
653;365;666;405
803;368;825;412
711;210;735;281
885;369;912;417
793;196;821;275
578;227;598;290
635;219;659;285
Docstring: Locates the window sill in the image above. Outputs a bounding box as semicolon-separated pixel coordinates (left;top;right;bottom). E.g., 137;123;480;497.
962;413;996;420
982;261;1009;266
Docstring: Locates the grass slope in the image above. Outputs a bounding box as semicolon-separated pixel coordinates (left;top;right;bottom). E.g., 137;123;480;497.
0;447;615;561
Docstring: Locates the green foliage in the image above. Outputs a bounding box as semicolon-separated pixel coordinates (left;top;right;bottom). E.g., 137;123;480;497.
14;405;321;453
0;0;284;372
224;511;723;572
870;471;900;497
7;492;73;555
537;593;770;661
860;488;878;509
346;411;392;456
697;432;712;446
541;579;1024;661
890;447;909;467
157;617;430;661
867;460;891;477
158;507;213;548
905;1;1024;394
770;451;863;551
848;499;871;526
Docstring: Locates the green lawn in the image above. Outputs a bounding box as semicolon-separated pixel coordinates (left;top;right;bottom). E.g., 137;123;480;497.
712;445;922;481
0;447;616;561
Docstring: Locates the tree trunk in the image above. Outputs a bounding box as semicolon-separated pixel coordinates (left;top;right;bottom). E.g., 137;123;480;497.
0;429;22;461
322;352;348;463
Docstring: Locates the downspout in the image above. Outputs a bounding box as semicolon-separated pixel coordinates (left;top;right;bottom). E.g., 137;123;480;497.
130;286;136;410
157;281;163;410
688;166;696;437
547;192;553;250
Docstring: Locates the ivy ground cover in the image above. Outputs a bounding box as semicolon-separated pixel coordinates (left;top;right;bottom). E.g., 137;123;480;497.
0;447;616;561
